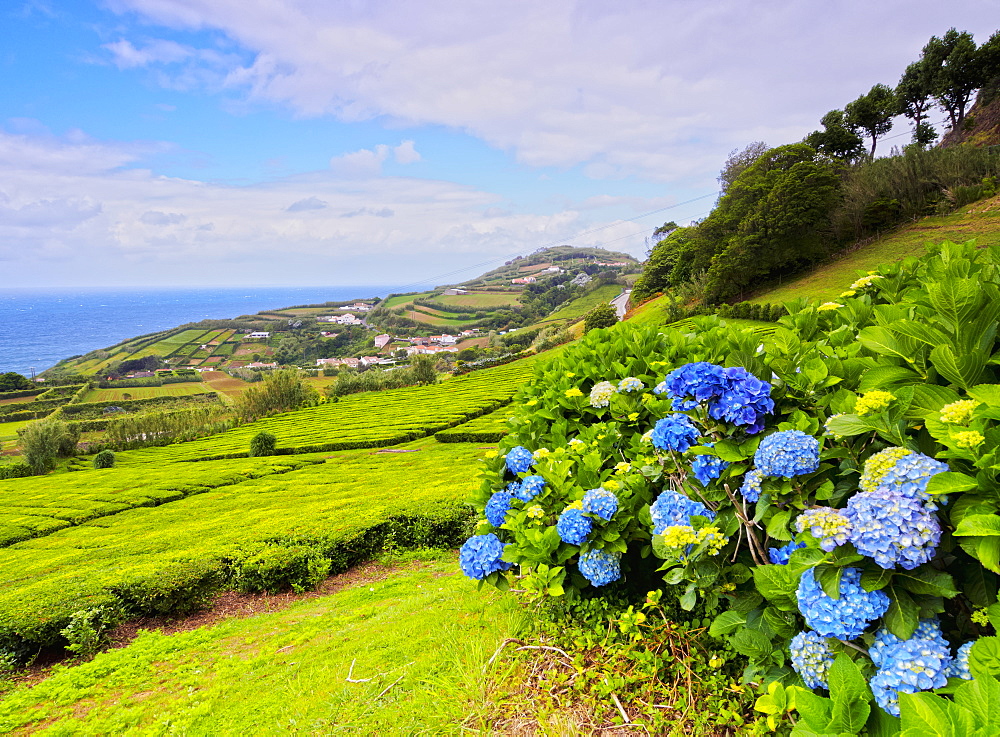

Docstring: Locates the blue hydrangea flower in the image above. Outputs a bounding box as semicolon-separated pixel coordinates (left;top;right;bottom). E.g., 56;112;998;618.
582;488;619;521
661;362;729;403
845;488;940;570
618;377;645;393
691;445;729;487
505;445;534;475
556;507;593;545
869;632;952;716
878;453;949;502
708;367;775;434
484;490;515;527
769;540;805;565
506;480;522;498
578;548;621;587
459;533;513;579
650;490;715;535
740;469;764;502
650;414;701;453
797;567;890;640
796;507;852;551
754;430;820;478
516;475;546;502
869;619;949;669
790;631;835;689
653;380;668;395
947;641;974;680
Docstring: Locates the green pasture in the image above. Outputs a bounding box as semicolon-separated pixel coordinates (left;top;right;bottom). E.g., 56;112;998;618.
430;291;520;309
383;292;433;310
80;382;212;403
0;553;514;735
750;199;1000;305
546;283;622;322
0;439;487;652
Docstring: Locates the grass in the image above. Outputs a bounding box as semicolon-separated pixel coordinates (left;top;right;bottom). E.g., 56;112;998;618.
430;291;520;309
750;196;1000;305
0;553;516;735
80;382;212;403
0;420;32;454
546;284;622;322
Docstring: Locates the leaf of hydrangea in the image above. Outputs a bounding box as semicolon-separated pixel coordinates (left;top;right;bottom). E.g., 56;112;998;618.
896;569;959;598
827;654;872;734
970;637;1000;679
898;692;962;736
861;566;893;592
954;515;1000;537
958;536;1000;574
825;413;879;438
968;384;1000;407
790;686;834;732
815;564;843;600
954;674;1000;730
709;610;746;638
752;565;798;611
884;586;919;640
765;509;793;542
730;627;773;660
926;472;978;496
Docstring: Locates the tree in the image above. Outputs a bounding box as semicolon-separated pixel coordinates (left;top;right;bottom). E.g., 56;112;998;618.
17;419;80;474
233;369;318;422
924;28;981;128
409;355;438;385
805;110;865;161
584;303;618;333
845;84;897;157
978;30;1000;104
717;142;769;196
0;372;32;392
896;60;936;144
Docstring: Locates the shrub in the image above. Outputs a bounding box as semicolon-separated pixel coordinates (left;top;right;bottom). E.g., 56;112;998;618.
583;303;618;332
92;450;116;469
17;419;80;474
248;431;277;457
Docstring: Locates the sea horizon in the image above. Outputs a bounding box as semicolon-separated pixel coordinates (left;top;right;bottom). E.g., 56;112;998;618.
1;285;405;377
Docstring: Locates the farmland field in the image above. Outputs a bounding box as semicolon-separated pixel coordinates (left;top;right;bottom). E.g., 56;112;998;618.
80;382;212;402
0;439;487;653
202;370;251;398
429;291;520;308
546;283;622;322
115;358;534;463
404;309;471;326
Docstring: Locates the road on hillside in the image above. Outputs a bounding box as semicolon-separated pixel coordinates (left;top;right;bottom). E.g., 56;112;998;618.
611;289;631;320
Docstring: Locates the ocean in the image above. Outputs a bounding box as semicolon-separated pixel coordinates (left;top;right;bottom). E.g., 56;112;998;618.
0;286;400;377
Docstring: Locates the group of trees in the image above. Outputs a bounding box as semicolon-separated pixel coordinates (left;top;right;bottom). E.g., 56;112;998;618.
809;28;1000;159
633;27;1000;307
0;373;33;392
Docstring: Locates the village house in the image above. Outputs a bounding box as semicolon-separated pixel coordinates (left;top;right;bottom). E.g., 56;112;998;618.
511;276;537;285
374;334;392;349
429;334;458;345
245;361;278;369
350;302;373;311
333;313;364;326
404;345;459;356
246;331;271;340
442;288;468;295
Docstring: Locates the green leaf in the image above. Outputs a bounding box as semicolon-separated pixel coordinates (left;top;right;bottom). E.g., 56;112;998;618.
899;691;958;736
861;567;893;592
859;365;922;392
731;627;773;660
865;707;902;737
828;655;871;733
969;384;1000;407
825;413;878;438
926;472;978;496
931;343;985;391
896;569;959;598
859;326;913;361
766;509;793;542
709;610;747;638
908;384;962;420
954;674;1000;728
679;583;697;611
958;536;1000;573
792;686;833;732
970;637;1000;678
714;440;746;462
954;515;1000;537
753;565;798;611
884;587;919;639
815;564;843;599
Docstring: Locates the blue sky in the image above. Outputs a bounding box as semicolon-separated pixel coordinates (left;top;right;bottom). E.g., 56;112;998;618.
2;0;997;287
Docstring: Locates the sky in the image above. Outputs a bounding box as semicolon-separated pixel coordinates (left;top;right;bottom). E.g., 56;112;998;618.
2;0;997;289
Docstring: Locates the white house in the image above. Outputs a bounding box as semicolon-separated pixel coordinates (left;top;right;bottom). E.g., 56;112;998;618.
374;334;392;349
246;331;271;340
511;276;536;285
334;313;363;326
442;288;468;295
351;302;374;311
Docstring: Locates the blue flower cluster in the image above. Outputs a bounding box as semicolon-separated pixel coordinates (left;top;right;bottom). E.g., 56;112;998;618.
485;490;515;527
797;567;890;639
650;414;701;453
650;490;715;535
691;445;729;486
618;377;645;393
845;488;940;570
459;533;513;580
657;362;774;434
740;469;763;502
582;488;619;521
557;507;593;545
868;623;952;716
505;445;534;475
768;540;805;565
796;507;852;551
579;548;621;587
790;631;835;689
754;430;820;478
878;452;949;502
516;475;547;501
947;641;974;680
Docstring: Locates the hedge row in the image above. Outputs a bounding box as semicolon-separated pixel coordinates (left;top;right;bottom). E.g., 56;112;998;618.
58;393;220;419
0;389;44;400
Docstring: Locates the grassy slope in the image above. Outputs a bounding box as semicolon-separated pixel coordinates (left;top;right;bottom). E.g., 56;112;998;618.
0;553;516;735
546;283;622;322
751;195;1000;305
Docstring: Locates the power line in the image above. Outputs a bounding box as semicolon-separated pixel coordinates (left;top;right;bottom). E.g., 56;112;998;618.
392;192;718;291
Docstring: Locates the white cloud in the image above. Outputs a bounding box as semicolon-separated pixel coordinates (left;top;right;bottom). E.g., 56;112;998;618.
0;130;615;286
393;140;421;165
103;39;194;69
102;0;1000;182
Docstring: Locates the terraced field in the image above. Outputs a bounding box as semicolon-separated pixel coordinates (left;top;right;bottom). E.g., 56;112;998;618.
434;405;514;442
0;440;487;652
117;359;534;463
0;455;318;546
80;382;212;402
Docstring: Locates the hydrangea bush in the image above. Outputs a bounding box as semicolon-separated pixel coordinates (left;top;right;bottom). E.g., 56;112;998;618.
462;241;1000;726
